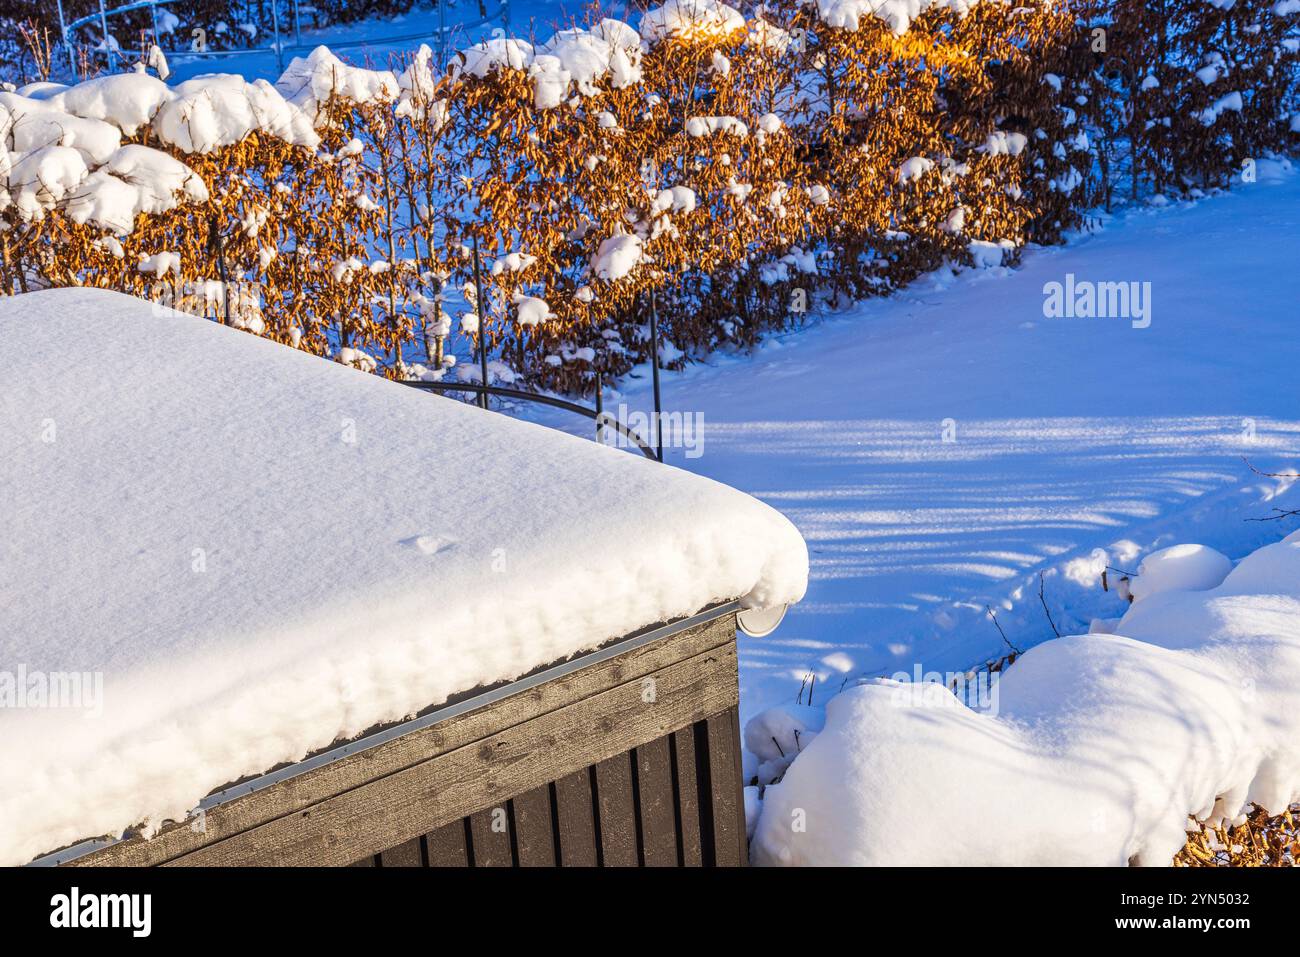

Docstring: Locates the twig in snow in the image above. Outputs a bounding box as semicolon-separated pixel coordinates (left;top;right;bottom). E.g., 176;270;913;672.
1038;572;1061;638
1242;456;1300;479
984;605;1022;655
807;673;816;706
1246;507;1300;523
770;735;785;759
1102;565;1135;593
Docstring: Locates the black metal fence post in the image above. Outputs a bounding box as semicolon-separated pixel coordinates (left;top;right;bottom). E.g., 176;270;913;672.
594;371;604;444
471;235;490;411
207;216;233;327
648;289;664;462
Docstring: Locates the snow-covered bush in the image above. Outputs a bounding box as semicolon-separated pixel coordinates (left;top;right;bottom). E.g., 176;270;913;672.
748;531;1300;866
0;56;416;369
409;0;1088;391
0;0;1294;390
1098;0;1300;197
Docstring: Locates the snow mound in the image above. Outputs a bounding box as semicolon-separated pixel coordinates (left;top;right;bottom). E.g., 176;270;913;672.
640;0;746;42
685;115;749;138
1128;543;1233;604
0;288;807;866
64;145;209;234
275;46;399;120
395;44;443;123
593;232;643;281
451;37;535;79
3;146;90;221
752;534;1300;866
538;21;645;93
897;156;934;184
967;238;1015;268
743;702;826;783
45;74;173;136
980;130;1028;156
452;23;644;107
745;703;826;762
1;92;122;165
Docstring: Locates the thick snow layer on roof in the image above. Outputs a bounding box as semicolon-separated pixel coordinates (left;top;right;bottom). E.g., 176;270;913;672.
751;532;1300;866
0;288;807;865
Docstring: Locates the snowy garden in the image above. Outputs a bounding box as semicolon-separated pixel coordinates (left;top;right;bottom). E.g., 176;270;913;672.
1;0;1299;874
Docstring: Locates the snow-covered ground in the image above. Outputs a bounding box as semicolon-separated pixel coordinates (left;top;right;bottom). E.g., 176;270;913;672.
530;158;1300;724
751;529;1300;865
161;0;578;83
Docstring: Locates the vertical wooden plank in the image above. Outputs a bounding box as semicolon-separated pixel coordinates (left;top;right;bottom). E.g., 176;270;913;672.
706;707;747;867
425;819;470;867
635;737;678;866
378;836;422;868
594;753;639;867
671;726;703;866
552;770;598;867
468;806;513;867
349;855;377;867
511;785;556;867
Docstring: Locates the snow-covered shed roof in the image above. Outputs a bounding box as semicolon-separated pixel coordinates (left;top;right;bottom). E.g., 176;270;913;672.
0;288;807;865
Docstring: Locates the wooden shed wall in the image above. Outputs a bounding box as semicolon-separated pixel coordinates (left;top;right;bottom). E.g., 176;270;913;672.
64;609;746;867
356;707;746;867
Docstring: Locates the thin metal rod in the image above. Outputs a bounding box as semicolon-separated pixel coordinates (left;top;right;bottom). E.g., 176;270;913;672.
437;0;447;66
55;0;77;80
648;289;664;462
63;1;506;63
208;217;233;327
292;0;301;47
98;0;114;70
401;380;659;462
471;235;489;411
270;0;283;73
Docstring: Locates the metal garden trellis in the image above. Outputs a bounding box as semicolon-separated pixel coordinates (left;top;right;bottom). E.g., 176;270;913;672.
400;379;663;461
52;0;670;465
433;239;667;463
54;0;509;79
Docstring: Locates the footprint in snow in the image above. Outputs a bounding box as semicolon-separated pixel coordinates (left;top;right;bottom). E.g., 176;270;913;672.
402;534;458;556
